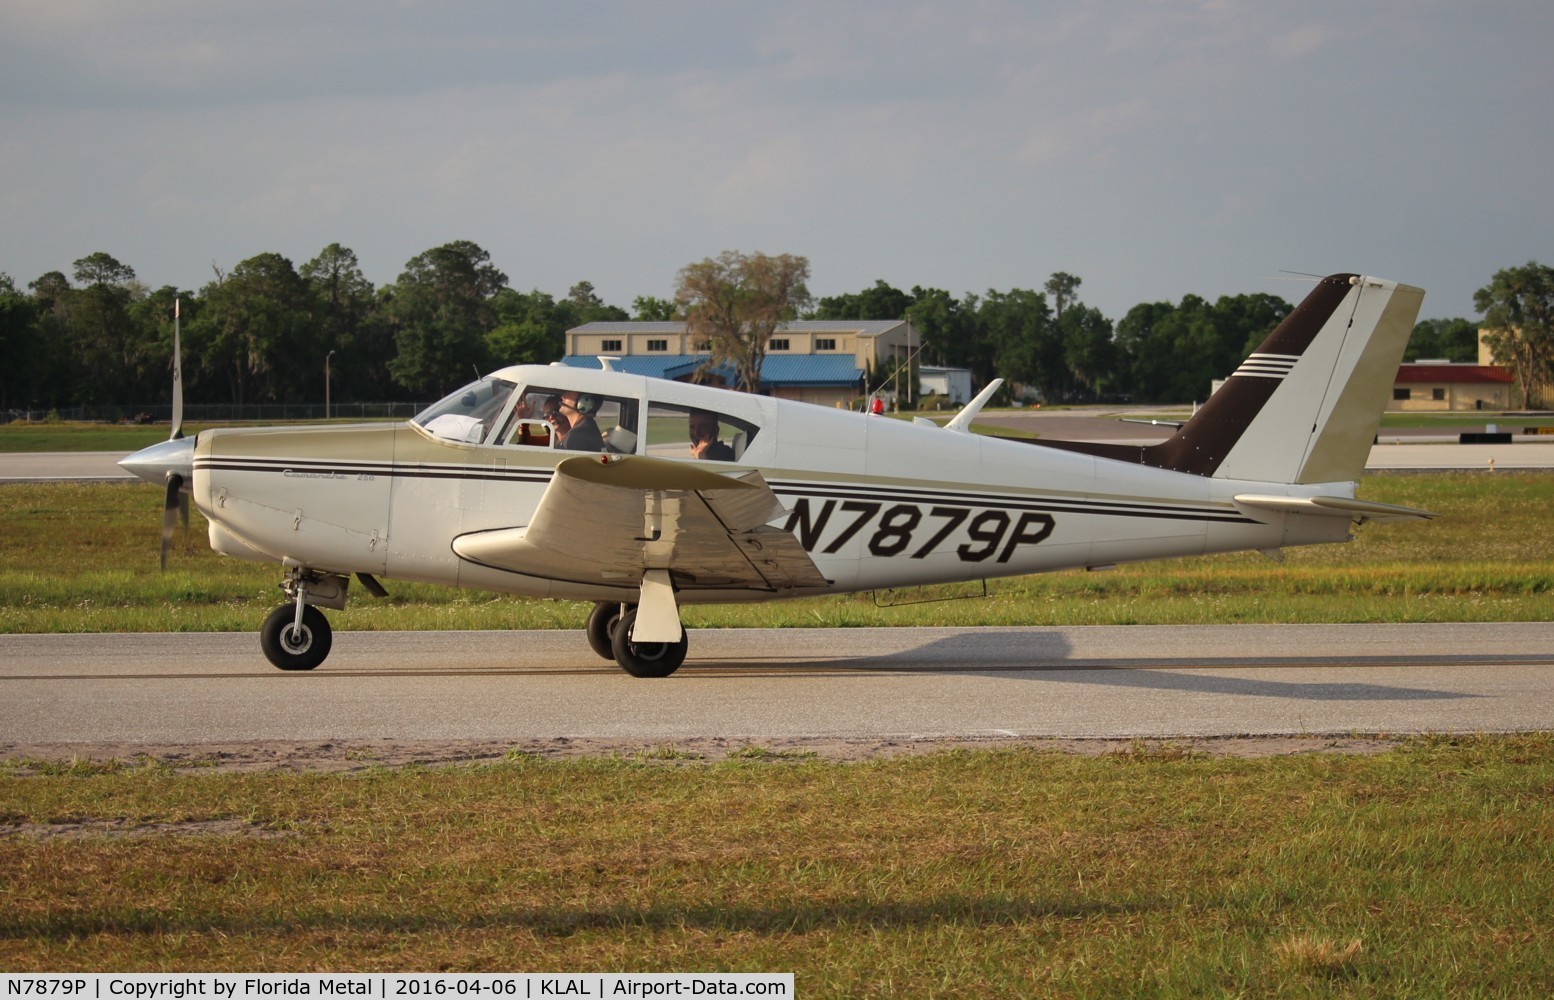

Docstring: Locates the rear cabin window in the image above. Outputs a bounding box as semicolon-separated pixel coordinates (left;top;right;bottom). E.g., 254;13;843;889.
643;401;759;463
499;387;640;454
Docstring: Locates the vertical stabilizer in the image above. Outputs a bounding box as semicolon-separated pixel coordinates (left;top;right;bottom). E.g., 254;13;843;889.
1211;274;1424;483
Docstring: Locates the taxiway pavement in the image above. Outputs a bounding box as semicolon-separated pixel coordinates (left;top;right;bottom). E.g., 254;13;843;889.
2;624;1550;746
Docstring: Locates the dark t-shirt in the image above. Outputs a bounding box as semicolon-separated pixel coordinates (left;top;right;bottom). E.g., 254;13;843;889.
563;419;605;452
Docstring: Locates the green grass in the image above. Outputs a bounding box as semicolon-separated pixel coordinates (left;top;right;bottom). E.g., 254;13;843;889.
2;735;1552;990
0;473;1550;633
0;422;211;453
0;420;374;453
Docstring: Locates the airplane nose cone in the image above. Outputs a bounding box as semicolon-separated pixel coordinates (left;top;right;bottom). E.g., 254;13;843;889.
119;436;196;486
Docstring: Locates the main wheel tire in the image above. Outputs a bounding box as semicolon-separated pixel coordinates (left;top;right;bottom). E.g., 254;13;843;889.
610;608;687;678
260;603;333;671
585;601;634;661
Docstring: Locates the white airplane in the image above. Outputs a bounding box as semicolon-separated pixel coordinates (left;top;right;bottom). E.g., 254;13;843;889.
121;273;1429;676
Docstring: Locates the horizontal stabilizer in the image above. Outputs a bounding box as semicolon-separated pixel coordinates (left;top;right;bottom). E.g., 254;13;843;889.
1121;416;1185;430
1233;494;1435;524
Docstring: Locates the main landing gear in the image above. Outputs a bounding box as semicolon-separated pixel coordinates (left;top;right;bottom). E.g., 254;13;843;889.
586;601;688;678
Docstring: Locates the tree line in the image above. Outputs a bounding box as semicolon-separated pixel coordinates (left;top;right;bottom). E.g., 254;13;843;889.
0;242;633;413
2;241;1543;413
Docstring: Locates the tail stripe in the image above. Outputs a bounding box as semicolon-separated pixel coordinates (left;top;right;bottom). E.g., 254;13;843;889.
1232;353;1301;379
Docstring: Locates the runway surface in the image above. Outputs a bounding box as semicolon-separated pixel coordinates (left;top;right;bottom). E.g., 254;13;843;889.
3;624;1550;750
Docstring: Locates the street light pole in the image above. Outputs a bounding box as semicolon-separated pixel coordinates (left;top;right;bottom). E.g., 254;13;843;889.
325;350;336;420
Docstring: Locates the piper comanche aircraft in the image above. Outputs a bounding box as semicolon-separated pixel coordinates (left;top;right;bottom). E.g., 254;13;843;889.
120;273;1429;676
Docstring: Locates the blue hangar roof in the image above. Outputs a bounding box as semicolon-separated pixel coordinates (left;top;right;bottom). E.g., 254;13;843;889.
559;354;864;388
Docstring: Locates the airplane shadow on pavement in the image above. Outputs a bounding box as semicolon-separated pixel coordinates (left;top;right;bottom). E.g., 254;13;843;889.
696;630;1479;703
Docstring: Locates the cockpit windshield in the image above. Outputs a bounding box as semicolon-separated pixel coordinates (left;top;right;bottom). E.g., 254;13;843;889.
413;376;518;444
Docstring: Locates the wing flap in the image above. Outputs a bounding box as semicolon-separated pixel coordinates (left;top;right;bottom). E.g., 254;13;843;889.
452;454;827;592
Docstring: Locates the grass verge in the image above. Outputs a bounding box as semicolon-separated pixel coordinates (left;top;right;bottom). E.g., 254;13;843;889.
1;735;1551;991
1;472;1550;633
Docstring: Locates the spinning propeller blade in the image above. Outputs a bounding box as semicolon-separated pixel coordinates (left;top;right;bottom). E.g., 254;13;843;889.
171;297;189;540
160;473;184;571
121;297;195;571
170;297;184;441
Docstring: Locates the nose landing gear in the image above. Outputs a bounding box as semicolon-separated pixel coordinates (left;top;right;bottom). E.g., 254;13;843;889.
260;565;349;671
260;603;332;671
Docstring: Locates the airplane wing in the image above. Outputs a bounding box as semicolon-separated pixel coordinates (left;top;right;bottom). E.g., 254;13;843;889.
451;454;830;594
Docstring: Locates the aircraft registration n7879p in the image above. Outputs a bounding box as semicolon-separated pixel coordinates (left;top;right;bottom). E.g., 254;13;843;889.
121;273;1429;676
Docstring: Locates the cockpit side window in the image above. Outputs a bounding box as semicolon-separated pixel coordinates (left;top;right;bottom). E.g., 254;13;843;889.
498;386;640;454
644;402;759;462
414;377;518;444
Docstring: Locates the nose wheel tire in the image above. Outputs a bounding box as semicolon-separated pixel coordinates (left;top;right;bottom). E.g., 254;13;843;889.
260;604;333;671
585;601;635;661
610;608;687;678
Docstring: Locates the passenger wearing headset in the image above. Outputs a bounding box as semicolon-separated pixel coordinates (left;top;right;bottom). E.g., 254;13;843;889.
558;390;605;452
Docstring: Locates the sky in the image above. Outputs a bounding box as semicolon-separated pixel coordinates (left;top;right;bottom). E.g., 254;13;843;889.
1;0;1550;323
